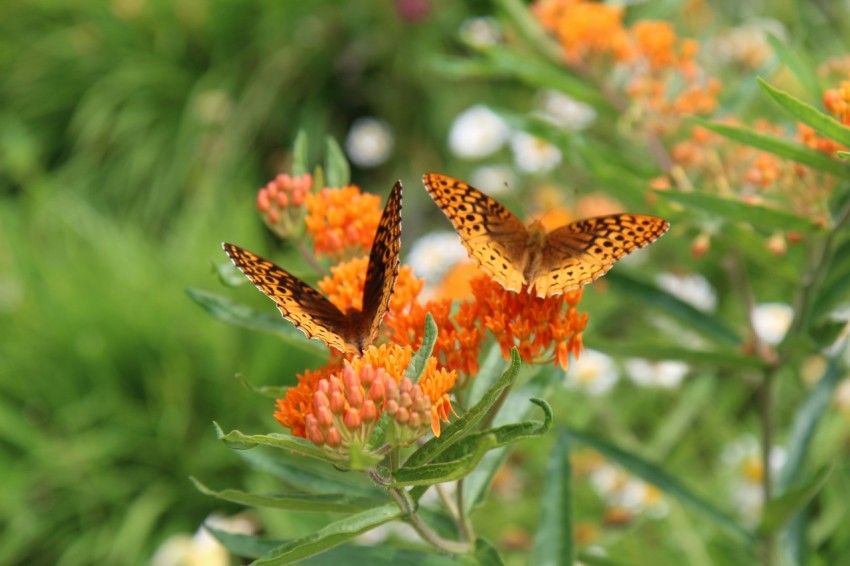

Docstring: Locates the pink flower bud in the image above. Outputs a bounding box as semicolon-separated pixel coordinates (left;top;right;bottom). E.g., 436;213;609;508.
276;192;289;208
361;399;377;421
267;208;281;225
316;406;334;427
395;407;410;424
343;407;361;429
257;190;271;212
346;385;364;408
384;378;399;400
360;365;376;385
317;379;330;395
329;390;346;414
399;392;412;408
408;413;421;429
385;399;399;415
368;378;385;401
400;379;413;394
326;426;341;447
312;390;329;413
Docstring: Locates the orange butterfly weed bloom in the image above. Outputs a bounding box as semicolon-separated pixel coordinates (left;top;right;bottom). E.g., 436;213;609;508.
305;186;382;258
823;75;850;125
256;173;313;238
534;0;632;64
275;344;457;447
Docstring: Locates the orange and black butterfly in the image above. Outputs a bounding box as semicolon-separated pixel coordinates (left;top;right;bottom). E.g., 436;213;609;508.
422;173;668;298
223;181;402;355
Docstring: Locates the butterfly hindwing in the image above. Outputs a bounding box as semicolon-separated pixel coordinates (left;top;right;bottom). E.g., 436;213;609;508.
222;243;350;352
423;173;529;291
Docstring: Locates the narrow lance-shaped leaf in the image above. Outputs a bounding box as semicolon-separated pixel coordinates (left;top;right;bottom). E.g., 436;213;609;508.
252;504;403;565
324;135;351;189
405;313;437;383
531;431;573;566
403;350;521;468
190;477;385;513
391;434;498;487
693;117;850;179
764;36;822;100
759;78;850;147
214;422;333;465
292;130;309;177
760;466;832;535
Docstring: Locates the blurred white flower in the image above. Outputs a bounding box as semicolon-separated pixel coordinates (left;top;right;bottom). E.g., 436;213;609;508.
469;164;517;196
406;231;470;285
535;89;597;131
459;17;502;49
709;20;785;69
564;349;619;395
721;436;786;523
448;105;510;159
656;272;717;313
625;358;689;389
752;303;794;346
345;117;394;168
590;464;667;519
151;513;256;566
510;131;562;173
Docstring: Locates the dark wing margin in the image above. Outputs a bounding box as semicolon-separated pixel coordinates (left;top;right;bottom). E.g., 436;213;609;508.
358;180;403;349
222;242;350;353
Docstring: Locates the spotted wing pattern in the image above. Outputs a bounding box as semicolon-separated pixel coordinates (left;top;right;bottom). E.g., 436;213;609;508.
222;243;351;352
356;180;402;351
422;173;529;292
531;214;670;297
222;181;403;354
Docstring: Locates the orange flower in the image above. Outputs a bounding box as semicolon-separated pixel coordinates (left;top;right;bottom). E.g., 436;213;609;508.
536;0;632;64
824;76;850;125
305;186;382;258
274;364;340;438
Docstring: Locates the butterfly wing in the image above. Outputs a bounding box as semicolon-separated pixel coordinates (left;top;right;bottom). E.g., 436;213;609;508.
222;242;353;353
531;214;670;297
356;180;403;352
423;173;529;292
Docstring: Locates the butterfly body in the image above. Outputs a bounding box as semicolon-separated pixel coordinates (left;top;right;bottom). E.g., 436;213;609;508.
223;181;402;355
423;173;669;298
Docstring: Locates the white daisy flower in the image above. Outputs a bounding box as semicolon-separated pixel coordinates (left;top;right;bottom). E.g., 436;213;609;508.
535;89;597;131
406;231;470;297
510;131;562;173
469;164;517;196
656;272;717;313
448;105;510;159
345;117;394;168
564;349;619;395
751;303;794;346
459;17;502;49
625;358;689;389
721;436;787;523
151;513;255;566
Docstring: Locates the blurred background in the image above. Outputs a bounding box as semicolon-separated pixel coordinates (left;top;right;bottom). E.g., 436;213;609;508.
3;1;850;564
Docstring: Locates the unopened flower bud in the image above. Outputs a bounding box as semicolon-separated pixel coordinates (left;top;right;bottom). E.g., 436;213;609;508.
766;232;786;256
329;390;346;414
395;407;410;424
343;407;361;430
399;392;412;408
316;406;334;428
361;399;377;421
368;378;385;401
691;232;710;258
257;190;271;212
409;413;422;429
400;379;413;394
312;390;329;413
267;208;281;225
306;418;324;445
385;399;399;414
276;192;289;208
360;365;377;385
326;426;342;447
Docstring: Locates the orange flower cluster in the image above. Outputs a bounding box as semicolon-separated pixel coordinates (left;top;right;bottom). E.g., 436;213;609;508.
275;345;457;443
534;0;718;134
305;186;383;258
256;173;313;238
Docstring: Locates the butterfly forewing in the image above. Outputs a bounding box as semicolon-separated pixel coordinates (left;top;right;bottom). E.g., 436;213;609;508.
423;174;670;297
357;181;403;351
423;173;529;291
222;243;351;352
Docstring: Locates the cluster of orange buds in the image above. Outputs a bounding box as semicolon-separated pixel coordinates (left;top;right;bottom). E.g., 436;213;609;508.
304;186;383;259
303;364;433;458
823;72;850;125
256;173;313;238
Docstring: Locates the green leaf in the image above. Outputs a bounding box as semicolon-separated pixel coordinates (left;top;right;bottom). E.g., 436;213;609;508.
347;442;383;471
759;78;850;147
234;373;287;400
324;135;350;189
645;375;717;460
366;412;393;453
214;423;333;464
604;271;742;346
532;431;573;566
760;466;832;535
252;504;403;565
186;287;326;356
473;538;506;566
292;130;309;177
436;399;552;463
779;351;845;490
190;477;384;513
391;434;498;487
764;35;822;101
205;527;279;559
406;313;437;383
564;428;755;543
693;117;850;179
403;350;521;469
656;189;823;234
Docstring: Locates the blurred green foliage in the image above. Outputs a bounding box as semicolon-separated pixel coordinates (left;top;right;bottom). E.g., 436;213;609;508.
4;0;850;564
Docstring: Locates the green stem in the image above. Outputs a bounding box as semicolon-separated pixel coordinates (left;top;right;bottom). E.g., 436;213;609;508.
456;479;476;543
387;487;471;555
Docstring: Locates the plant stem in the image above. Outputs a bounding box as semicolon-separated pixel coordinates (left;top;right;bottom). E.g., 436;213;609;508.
387;487;471;555
456;479;476;543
